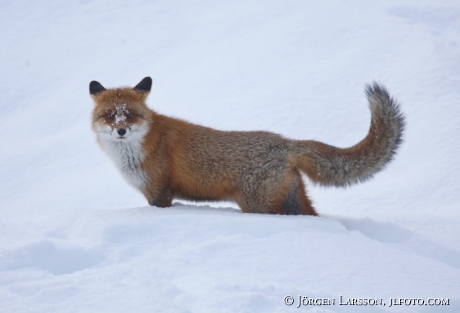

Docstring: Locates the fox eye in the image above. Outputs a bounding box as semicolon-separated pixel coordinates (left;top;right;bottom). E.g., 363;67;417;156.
126;113;134;119
106;113;115;119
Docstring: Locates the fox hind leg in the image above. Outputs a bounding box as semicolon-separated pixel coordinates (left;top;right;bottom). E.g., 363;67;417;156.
235;169;317;216
282;170;318;216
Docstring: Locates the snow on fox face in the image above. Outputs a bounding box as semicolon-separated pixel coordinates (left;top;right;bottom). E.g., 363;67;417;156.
90;79;152;144
93;102;149;142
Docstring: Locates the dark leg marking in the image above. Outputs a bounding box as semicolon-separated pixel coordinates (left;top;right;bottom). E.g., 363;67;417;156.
282;174;303;215
282;171;318;216
150;189;173;208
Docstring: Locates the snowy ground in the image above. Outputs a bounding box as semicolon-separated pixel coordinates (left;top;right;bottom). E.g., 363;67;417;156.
1;1;459;312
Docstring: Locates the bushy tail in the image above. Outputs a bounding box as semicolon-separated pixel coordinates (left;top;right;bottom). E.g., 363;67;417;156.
293;82;405;187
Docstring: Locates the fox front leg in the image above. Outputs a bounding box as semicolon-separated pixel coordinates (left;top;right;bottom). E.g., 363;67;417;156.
147;188;173;208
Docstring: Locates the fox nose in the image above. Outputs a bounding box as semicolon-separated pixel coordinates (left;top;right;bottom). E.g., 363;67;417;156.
117;128;126;136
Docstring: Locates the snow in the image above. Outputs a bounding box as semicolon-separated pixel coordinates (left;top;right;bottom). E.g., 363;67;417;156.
1;0;460;312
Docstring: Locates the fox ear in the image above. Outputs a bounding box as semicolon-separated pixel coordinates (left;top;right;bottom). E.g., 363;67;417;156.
89;81;106;95
133;77;152;93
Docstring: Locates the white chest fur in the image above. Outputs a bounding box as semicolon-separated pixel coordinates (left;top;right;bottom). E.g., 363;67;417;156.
101;138;148;191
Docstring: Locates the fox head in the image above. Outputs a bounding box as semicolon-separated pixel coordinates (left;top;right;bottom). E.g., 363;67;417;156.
89;77;152;143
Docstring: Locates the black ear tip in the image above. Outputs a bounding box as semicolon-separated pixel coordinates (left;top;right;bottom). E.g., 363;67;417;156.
134;76;152;92
89;80;106;95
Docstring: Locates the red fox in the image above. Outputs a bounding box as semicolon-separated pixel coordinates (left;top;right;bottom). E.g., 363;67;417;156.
90;77;404;216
